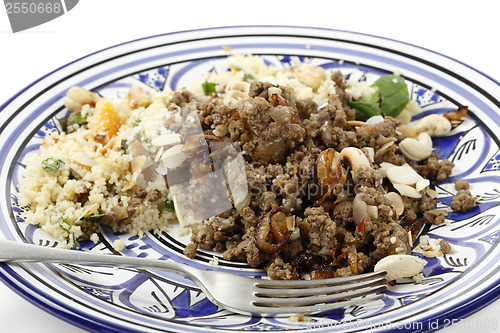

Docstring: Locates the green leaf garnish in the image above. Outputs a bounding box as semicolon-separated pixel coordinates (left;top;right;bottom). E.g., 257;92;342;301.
347;101;381;118
244;73;255;81
371;75;409;117
141;138;157;153
41;158;64;174
164;200;175;212
59;216;80;249
348;74;409;119
68;112;87;125
69;168;82;180
81;213;106;221
121;139;129;154
202;81;218;95
132;122;139;127
56;117;68;133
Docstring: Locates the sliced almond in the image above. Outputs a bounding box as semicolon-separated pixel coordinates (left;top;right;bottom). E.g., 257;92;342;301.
73;152;96;167
376;140;396;157
151;133;181;146
378;162;397;178
426;188;439;198
74;202;100;223
374;254;427;281
161;144;187;169
122;179;136;192
386;192;404;217
386;163;423;185
347;120;366;128
154;146;165;163
364;147;375;163
416;179;430;192
131;155;147;175
393;183;422;198
365;115;385;125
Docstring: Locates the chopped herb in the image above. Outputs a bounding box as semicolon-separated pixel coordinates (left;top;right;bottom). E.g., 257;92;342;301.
164;200;175;212
348;74;409;119
69;168;82;180
202;81;218;95
41;158;64;174
59;216;80;249
68;112;87;125
141;138;157;153
121;139;129;153
132;122;139;127
56;116;69;133
243;73;255;82
231;65;255;82
81;213;106;221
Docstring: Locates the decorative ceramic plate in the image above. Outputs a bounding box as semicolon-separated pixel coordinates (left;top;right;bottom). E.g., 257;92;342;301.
1;26;499;332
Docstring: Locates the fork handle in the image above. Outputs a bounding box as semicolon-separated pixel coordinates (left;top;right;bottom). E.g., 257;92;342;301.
0;239;198;279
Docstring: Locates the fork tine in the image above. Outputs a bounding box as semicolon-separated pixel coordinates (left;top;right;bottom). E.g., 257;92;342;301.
252;293;385;315
254;270;387;288
253;285;387;307
255;277;387;297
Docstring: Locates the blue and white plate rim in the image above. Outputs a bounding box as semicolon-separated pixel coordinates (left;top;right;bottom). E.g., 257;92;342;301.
0;26;499;332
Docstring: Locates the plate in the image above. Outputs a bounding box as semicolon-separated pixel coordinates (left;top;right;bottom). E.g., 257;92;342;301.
1;26;500;332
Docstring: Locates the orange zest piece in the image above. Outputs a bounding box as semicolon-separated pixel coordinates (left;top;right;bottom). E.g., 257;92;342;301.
90;99;120;139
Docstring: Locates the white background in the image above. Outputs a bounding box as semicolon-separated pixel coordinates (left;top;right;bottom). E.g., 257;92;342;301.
0;0;499;332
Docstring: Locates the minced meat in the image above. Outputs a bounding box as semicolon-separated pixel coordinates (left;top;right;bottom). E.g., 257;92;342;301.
439;240;451;254
451;190;476;212
423;209;449;225
179;71;454;279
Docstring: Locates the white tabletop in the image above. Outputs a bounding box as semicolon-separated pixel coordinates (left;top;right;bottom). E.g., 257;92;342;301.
1;1;499;332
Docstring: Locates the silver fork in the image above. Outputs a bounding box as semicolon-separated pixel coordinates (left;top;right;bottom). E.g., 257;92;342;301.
0;239;387;316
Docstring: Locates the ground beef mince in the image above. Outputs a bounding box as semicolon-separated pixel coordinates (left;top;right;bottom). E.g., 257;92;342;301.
410;154;454;181
450;179;476;212
423;209;449;225
439;239;451;254
179;72;455;280
451;189;476;212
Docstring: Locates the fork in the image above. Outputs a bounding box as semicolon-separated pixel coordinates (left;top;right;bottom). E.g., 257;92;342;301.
0;239;387;316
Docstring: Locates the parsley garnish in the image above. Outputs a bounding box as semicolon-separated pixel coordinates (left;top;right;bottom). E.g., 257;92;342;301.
244;73;255;82
81;213;106;221
230;65;255;81
202;81;218;95
121;139;129;154
59;216;80;249
69;168;82;180
164;200;175;212
41;158;64;174
141;138;157;153
68;112;87;125
56;117;68;133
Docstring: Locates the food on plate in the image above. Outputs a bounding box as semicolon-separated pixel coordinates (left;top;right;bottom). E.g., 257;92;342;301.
17;54;471;280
